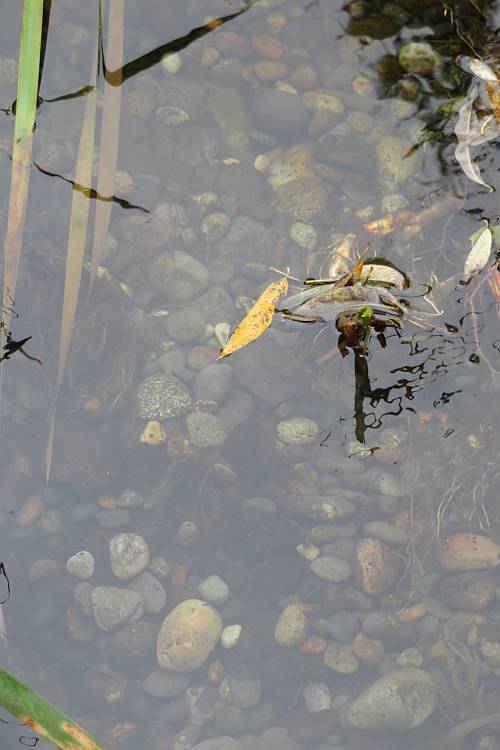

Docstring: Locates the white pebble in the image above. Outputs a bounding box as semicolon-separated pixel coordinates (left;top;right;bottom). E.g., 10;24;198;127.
161;52;182;74
221;624;242;649
66;551;95;580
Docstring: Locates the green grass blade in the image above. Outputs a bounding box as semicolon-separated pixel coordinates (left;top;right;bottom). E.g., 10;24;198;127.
2;0;43;328
15;0;43;138
0;665;107;750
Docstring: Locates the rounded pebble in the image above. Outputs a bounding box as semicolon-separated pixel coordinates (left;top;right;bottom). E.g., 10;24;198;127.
362;521;408;546
117;489;145;508
177;521;199;548
130;571;167;614
347;668;438;730
276;417;319;445
66;551;95;580
198;575;231;605
310;556;352;583
161;52;182;74
221;624;242;649
157;599;222;672
187;411;227;448
274;604;310;647
109;533;150;580
91;586;144;630
190;739;242;750
143;670;191;699
219;676;262;709
289;222;317;250
165;308;206;344
137;373;192;419
194;364;232;403
398;42;442;76
202;213;231;243
324;644;359;674
303;682;332;712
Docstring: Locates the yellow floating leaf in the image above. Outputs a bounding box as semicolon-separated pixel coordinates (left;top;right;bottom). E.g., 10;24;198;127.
220;277;288;358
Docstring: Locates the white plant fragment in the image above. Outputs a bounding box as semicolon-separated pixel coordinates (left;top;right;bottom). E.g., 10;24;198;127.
463;224;493;280
459;55;498;82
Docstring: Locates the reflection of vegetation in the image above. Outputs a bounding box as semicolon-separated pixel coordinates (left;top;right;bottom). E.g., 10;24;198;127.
0;665;107;750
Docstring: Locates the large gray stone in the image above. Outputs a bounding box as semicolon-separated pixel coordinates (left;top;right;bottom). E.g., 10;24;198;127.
91;586;144;631
347;668;438;730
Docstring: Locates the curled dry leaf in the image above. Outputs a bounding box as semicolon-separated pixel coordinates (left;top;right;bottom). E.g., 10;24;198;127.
459;56;498;83
219;276;288;358
454;81;493;191
463;224;492;280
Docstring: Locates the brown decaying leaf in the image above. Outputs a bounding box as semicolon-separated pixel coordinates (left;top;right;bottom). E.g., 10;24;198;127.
219;277;288;358
363;211;416;236
363;197;458;238
46;51;99;481
88;0;124;297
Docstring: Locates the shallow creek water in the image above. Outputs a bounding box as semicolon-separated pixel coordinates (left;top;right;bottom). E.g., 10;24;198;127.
1;1;500;749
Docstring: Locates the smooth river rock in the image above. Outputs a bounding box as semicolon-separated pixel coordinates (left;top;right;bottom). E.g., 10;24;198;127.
91;586;144;630
157;598;222;672
109;533;150;580
347;668;438;730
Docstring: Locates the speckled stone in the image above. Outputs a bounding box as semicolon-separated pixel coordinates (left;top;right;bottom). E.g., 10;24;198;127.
274;604;310;647
109;533;150;580
347;668;438;730
66;551;95;580
136;373;192;419
91;586;144;630
303;682;332;712
187;411;227;448
276;417;319;445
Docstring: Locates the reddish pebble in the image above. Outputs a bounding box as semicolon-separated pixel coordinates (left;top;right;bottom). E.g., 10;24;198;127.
208;659;225;684
290;63;318;90
13;453;31;475
216;31;250;59
398;603;426;623
251;34;284;60
16;494;44;526
299;635;328;654
83;396;102;414
254;60;288;81
96;495;117;510
29;559;59;582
